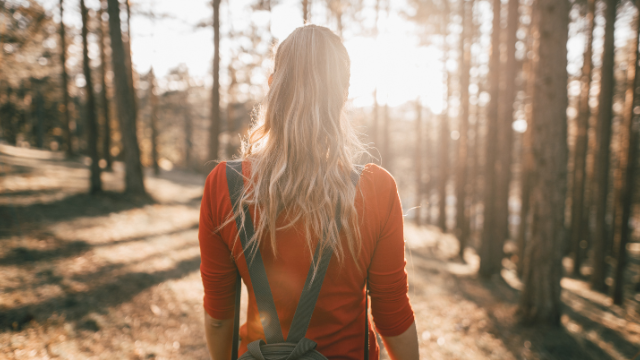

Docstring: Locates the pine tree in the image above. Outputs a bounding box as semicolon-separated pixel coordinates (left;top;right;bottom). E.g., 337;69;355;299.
519;0;569;326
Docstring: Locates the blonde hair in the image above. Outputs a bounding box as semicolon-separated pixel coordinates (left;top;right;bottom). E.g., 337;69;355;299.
233;25;366;270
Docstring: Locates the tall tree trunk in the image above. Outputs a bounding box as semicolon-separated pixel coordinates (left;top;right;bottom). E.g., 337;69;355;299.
98;4;113;171
107;0;145;195
415;99;423;225
456;0;471;258
439;0;450;233
517;0;538;277
302;0;310;23
610;2;640;305
124;0;137;115
59;0;73;157
81;0;102;194
184;90;193;169
496;0;519;249
519;0;569;326
591;0;617;293
372;89;379;161
148;68;159;176
383;103;390;170
209;0;221;162
478;0;502;277
570;0;596;276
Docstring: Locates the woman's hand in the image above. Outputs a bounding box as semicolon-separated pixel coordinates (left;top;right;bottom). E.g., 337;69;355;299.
204;310;235;360
380;321;420;360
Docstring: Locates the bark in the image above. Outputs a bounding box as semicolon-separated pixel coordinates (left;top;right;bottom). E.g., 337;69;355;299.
148;69;159;176
496;0;519;248
382;103;390;171
184;90;193;169
570;0;596;276
59;0;73;157
415;99;423;225
302;0;309;23
81;0;102;194
439;0;450;233
107;0;146;195
591;0;617;293
478;0;502;277
610;1;640;305
456;0;472;258
209;0;221;162
124;0;137;115
517;0;538;277
519;0;569;326
98;4;113;171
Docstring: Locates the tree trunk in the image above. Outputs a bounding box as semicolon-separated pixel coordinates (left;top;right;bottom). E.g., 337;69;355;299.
81;0;102;194
439;1;450;233
496;0;519;249
98;4;113;171
124;0;137;115
372;89;379;162
610;1;640;305
569;0;596;276
302;0;309;23
478;0;502;277
519;0;569;326
209;0;221;162
517;0;538;277
148;68;159;176
415;99;423;225
107;0;145;195
591;0;617;293
184;90;193;170
456;0;472;259
383;103;390;171
59;0;73;157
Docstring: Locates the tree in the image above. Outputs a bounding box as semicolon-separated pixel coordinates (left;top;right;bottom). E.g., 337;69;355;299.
107;0;146;195
456;0;472;258
59;0;73;157
517;0;537;277
148;68;159;175
519;0;569;326
495;0;519;250
438;0;451;233
591;0;617;293
610;0;640;305
209;0;221;162
570;0;596;276
98;3;113;171
80;0;101;193
478;0;502;277
415;99;423;225
302;0;310;23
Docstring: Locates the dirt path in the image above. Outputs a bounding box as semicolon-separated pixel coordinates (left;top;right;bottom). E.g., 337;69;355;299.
1;147;638;360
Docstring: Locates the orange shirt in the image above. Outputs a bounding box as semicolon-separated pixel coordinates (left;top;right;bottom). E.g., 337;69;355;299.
198;162;414;359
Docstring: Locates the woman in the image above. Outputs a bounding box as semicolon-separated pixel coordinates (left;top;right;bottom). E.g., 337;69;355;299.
198;25;419;360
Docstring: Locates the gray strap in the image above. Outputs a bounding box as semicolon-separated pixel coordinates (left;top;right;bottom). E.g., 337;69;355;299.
227;161;365;348
226;161;284;344
286;165;364;343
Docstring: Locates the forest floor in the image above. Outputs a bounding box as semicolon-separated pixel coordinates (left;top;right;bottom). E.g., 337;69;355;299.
1;144;640;360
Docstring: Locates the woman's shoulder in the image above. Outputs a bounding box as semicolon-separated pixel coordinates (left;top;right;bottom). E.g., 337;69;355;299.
360;163;397;191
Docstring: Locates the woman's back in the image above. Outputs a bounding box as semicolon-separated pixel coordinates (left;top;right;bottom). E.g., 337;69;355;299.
199;161;413;359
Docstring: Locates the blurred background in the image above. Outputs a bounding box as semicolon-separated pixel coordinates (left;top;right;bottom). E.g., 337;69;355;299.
1;0;640;358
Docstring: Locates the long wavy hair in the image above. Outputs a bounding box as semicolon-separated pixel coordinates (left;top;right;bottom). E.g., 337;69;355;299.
231;25;367;272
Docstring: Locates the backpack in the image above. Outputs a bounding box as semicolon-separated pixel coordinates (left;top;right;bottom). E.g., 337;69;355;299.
225;161;369;360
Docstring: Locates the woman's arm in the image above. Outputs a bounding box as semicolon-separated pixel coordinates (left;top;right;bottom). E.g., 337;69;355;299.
380;321;419;360
204;310;234;360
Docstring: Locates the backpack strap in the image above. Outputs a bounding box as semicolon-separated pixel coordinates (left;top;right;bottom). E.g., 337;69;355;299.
227;161;365;356
226;160;285;344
